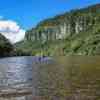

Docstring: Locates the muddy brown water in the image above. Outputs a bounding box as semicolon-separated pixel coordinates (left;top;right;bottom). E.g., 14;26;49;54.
31;56;100;100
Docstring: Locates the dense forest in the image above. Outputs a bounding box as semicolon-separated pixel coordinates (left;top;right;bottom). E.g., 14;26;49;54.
0;33;13;57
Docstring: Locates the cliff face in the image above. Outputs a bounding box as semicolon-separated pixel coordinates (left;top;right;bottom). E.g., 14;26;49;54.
16;4;100;56
25;4;100;42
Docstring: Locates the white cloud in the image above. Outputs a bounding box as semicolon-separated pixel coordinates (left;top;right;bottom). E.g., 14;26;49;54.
0;20;25;43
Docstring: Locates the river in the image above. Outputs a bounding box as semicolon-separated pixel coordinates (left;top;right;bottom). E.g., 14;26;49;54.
0;56;100;100
0;56;52;100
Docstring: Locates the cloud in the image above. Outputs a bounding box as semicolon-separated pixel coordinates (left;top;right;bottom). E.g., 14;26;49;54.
0;20;25;43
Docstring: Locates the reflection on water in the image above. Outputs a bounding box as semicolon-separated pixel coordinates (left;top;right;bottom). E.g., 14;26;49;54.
0;57;34;100
0;56;53;99
0;56;51;99
0;57;34;87
0;56;100;100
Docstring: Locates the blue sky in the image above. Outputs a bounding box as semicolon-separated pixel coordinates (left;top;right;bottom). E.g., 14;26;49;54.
0;0;100;29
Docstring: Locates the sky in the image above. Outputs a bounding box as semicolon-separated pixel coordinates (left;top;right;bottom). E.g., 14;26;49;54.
0;0;100;43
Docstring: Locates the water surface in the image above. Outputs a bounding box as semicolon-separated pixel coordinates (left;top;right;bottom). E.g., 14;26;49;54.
0;56;51;99
0;56;100;100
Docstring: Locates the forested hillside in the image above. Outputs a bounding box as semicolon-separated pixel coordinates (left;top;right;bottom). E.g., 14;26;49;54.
15;4;100;55
0;33;13;57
